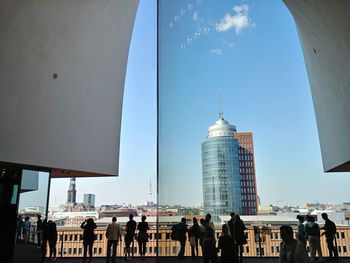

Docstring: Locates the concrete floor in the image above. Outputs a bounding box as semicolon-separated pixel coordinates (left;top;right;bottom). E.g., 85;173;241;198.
14;244;348;263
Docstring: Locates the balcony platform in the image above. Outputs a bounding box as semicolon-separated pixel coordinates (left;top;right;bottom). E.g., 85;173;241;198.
47;257;348;263
14;244;349;263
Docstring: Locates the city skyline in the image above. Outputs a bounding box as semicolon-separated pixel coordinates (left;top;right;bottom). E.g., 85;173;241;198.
40;0;350;209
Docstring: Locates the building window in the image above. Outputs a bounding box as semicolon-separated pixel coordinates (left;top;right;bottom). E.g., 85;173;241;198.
73;248;77;255
94;248;97;255
99;247;102;254
343;246;347;253
246;246;249;254
271;246;275;253
341;232;345;239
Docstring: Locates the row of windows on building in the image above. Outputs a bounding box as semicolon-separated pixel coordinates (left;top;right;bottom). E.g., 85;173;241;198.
241;194;256;201
269;245;348;254
240;144;252;149
240;168;254;174
58;246;168;256
239;162;254;168
63;244;350;257
56;230;348;245
241;174;255;181
241;187;255;194
57;233;165;242
239;155;253;161
243;208;257;214
239;148;252;154
242;201;256;207
241;181;255;187
269;231;347;240
237;135;251;141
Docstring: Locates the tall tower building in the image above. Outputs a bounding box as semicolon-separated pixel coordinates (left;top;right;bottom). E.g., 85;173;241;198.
201;118;242;221
67;178;77;204
234;132;258;215
83;194;95;207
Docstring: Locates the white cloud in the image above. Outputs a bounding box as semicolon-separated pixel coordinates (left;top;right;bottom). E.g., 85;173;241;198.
233;4;249;14
211;48;222;56
193;12;198;21
216;4;251;34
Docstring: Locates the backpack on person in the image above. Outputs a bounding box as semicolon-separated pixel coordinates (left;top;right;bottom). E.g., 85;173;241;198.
307;223;320;236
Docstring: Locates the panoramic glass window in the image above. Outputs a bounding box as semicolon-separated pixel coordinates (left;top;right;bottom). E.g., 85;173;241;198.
158;0;350;259
3;1;350;262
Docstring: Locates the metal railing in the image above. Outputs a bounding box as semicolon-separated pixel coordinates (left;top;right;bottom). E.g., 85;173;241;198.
28;225;350;259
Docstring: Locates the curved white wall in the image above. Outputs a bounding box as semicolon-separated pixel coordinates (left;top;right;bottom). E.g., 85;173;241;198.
0;0;138;176
284;0;350;172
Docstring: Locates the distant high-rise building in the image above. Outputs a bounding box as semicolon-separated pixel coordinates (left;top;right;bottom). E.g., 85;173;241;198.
83;194;95;207
234;132;258;215
201;118;242;221
67;178;77;204
201;117;258;220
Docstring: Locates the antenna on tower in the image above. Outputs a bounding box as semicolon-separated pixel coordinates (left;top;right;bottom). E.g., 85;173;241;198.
219;89;224;119
148;177;153;203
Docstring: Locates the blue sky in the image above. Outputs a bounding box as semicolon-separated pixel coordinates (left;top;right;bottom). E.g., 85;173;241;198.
158;0;350;206
22;0;348;210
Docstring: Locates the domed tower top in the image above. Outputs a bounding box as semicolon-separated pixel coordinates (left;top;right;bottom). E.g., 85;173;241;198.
208;118;236;138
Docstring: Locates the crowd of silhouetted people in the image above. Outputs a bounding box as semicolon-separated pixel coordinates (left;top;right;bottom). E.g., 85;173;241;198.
290;213;339;263
15;211;341;263
171;212;247;263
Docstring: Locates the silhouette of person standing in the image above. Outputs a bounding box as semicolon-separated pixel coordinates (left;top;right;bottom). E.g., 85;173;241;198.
16;214;23;243
233;215;247;263
199;218;206;256
136;216;149;258
218;224;237;263
36;214;43;246
296;215;306;246
188;217;200;259
22;216;31;243
124;214;136;260
47;220;57;261
172;217;188;259
40;218;48;263
321;213;338;261
81;218;97;263
203;219;217;263
279;225;309;263
305;215;323;262
105;217;121;263
228;212;238;259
